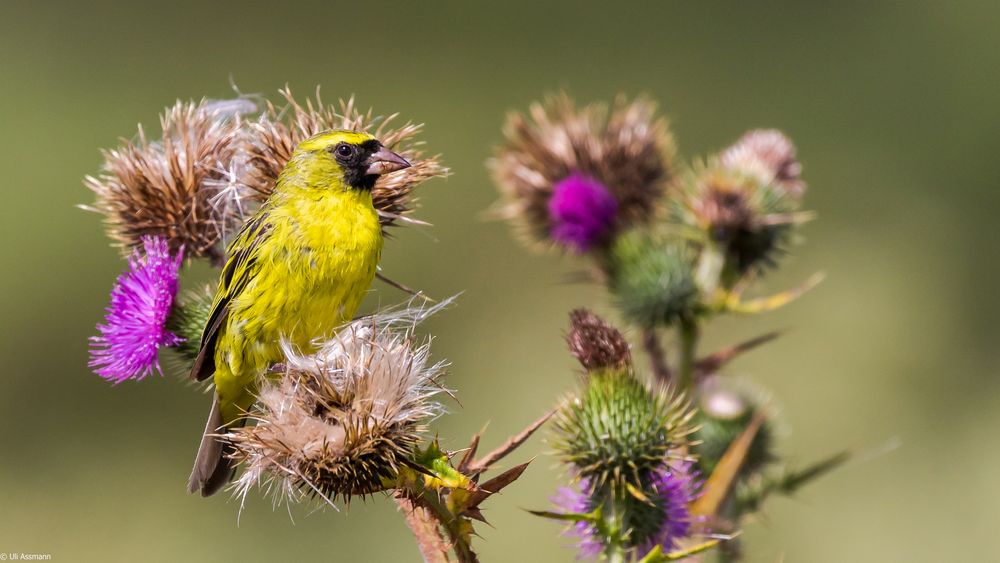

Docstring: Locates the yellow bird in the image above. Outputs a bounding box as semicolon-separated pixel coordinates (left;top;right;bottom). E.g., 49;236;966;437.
187;130;410;496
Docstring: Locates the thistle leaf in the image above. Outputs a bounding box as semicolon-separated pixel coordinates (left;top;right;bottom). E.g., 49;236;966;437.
467;410;555;475
692;412;765;517
637;539;723;562
721;272;824;314
527;508;601;524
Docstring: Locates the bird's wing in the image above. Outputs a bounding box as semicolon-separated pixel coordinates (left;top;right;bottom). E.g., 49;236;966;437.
190;211;272;382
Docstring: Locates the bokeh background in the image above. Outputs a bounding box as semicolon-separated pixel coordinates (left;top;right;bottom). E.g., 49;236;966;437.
2;1;998;561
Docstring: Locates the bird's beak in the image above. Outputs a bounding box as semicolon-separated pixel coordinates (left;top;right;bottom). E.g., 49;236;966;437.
365;147;411;175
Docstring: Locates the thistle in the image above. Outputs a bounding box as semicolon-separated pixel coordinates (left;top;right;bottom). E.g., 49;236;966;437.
554;369;693;491
680;130;808;283
637;461;702;555
606;229;700;329
243;88;449;231
89;236;184;383
544;311;701;559
227;305;446;506
84;99;255;259
490;95;838;562
549;173;620;252
85;90;448;262
491;93;675;252
555;310;693;488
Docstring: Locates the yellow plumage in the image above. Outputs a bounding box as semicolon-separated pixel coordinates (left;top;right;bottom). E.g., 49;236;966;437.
188;130;410;496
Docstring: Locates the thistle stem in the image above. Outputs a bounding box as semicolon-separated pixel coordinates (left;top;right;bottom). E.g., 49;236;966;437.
695;241;726;296
402;485;479;563
602;491;629;563
678;318;700;391
396;496;451;563
642;327;672;383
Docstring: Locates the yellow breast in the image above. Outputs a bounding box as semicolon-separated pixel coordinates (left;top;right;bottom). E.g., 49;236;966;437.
217;187;382;384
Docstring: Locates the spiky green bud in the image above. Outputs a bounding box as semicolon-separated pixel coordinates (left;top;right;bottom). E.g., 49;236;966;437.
606;230;700;329
691;387;774;477
554;369;693;489
164;287;215;362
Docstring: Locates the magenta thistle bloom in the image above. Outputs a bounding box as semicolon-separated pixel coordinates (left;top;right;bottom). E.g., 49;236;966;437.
639;461;702;554
552;462;701;560
548;173;619;252
89;236;184;383
551;478;603;559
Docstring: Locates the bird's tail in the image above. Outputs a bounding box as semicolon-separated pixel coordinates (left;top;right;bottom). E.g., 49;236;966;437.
187;393;245;497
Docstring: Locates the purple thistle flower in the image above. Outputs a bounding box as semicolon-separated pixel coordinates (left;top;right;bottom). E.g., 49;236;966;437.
638;461;702;555
89;236;184;383
548;173;618;252
551;478;603;559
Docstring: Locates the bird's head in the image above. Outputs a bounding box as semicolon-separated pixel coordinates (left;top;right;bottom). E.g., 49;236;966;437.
287;130;411;191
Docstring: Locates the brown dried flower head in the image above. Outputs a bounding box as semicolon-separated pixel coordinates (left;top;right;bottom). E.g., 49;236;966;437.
566;309;632;372
682;132;810;277
491;93;676;249
689;169;759;238
719;129;805;199
228;303;448;507
244;87;449;231
84;99;255;258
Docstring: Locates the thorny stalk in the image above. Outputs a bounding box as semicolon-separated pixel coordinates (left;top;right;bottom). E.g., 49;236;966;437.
678;318;700;391
642;327;672;384
396;496;451;563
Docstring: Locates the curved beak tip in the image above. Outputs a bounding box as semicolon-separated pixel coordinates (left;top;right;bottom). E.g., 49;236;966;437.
366;147;411;175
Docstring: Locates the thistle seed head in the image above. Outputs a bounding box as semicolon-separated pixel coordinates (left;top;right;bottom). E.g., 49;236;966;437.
84;99;255;257
243;88;448;232
491;93;675;251
228;303;448;507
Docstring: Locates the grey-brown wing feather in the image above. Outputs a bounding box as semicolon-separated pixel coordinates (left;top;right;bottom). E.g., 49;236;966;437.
188;212;271;382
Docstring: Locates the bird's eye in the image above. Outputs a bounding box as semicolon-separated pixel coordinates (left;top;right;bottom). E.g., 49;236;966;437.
335;144;355;159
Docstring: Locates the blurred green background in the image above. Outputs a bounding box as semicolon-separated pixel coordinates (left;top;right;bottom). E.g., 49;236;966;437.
2;1;998;561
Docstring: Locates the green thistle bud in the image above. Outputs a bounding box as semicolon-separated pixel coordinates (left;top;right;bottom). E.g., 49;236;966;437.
606;229;700;328
164;287;215;362
554;369;693;489
691;383;775;477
